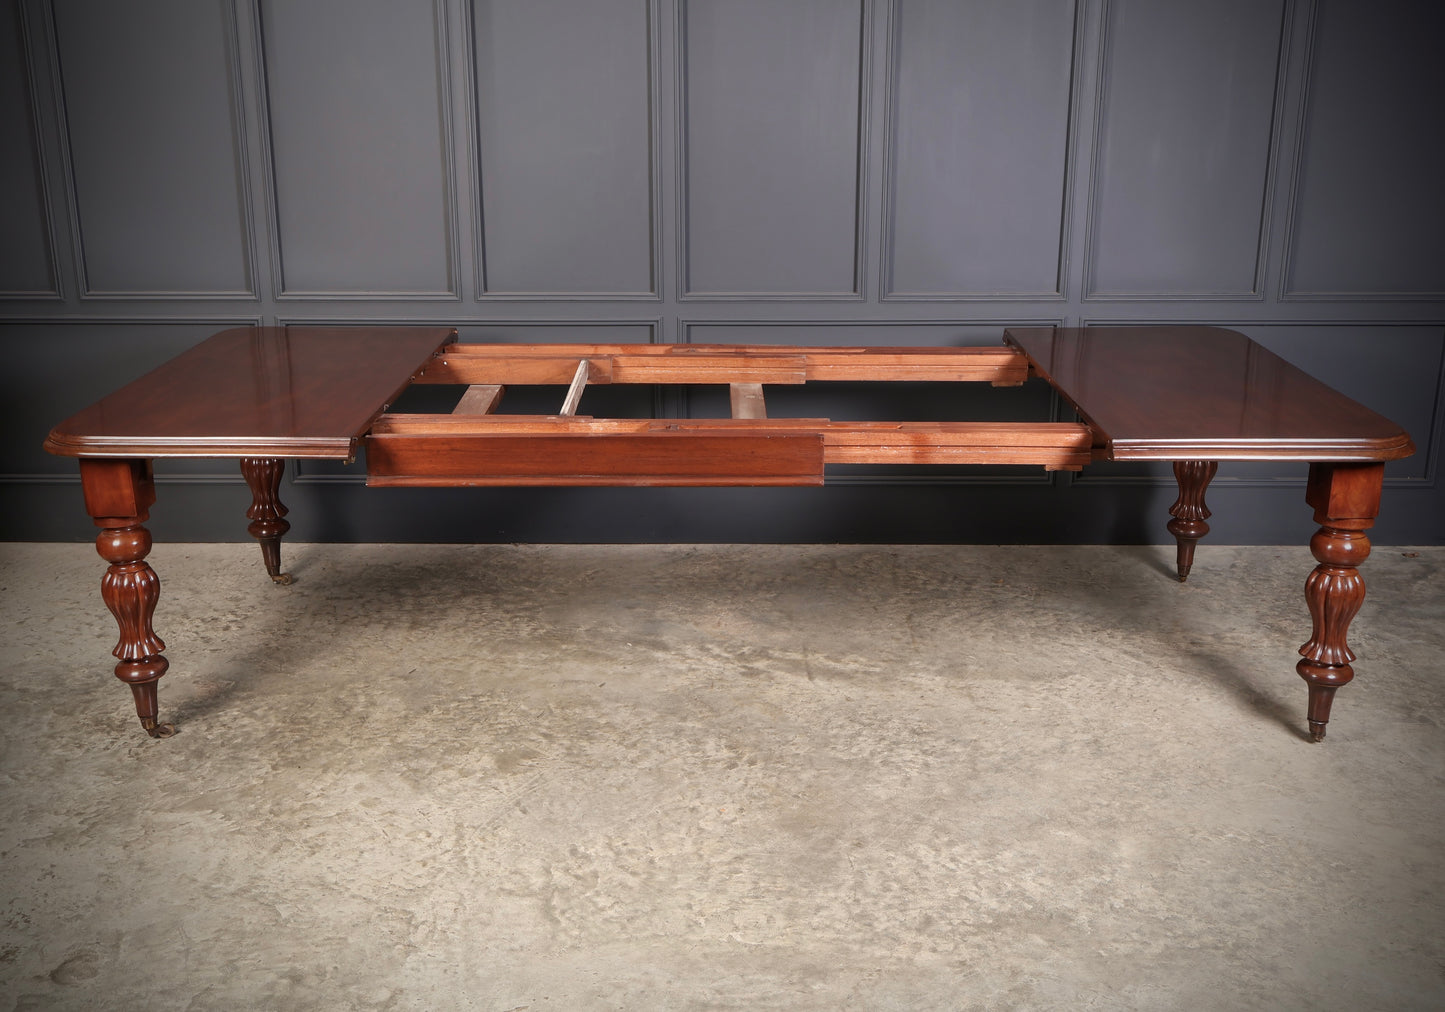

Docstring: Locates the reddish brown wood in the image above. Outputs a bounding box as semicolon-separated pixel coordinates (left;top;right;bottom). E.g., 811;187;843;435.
1296;462;1384;741
1005;327;1416;461
80;459;173;738
45;326;453;459
369;415;1095;470
240;458;292;585
366;432;826;486
48;328;1418;742
1167;460;1218;581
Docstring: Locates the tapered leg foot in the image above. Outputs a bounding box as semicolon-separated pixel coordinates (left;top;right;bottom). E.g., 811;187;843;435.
1306;682;1336;742
241;458;292;584
1167;461;1217;582
130;680;177;738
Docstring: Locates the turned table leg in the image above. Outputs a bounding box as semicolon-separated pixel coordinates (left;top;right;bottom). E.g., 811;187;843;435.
1296;462;1384;742
80;459;174;738
1167;460;1218;582
240;458;292;585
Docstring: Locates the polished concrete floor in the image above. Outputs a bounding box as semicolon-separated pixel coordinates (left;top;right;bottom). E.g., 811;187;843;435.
2;542;1442;1010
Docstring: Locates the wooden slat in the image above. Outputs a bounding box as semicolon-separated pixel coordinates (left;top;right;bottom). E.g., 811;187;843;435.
559;360;589;416
365;432;825;487
730;383;767;419
452;384;504;415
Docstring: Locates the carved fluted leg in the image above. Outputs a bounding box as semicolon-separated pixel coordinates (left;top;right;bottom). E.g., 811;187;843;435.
97;523;172;737
80;458;174;738
1167;460;1218;582
240;457;292;585
1295;462;1384;742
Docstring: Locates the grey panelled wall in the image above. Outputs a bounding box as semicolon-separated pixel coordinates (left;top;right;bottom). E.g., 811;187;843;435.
2;0;1442;545
885;0;1075;298
259;0;457;297
48;1;254;297
1086;0;1286;297
473;0;655;296
682;0;865;297
0;2;57;296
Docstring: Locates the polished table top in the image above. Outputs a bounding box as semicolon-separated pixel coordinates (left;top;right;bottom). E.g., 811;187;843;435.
1004;326;1415;462
44;326;455;459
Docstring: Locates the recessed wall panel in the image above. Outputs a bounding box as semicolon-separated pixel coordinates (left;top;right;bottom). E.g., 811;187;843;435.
1087;0;1285;297
886;0;1075;298
682;0;865;296
0;3;56;296
261;0;454;296
688;322;1014;349
1284;2;1445;297
455;322;655;346
52;0;251;296
473;0;654;295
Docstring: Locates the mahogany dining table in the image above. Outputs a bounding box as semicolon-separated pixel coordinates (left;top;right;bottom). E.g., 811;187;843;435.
44;325;1415;742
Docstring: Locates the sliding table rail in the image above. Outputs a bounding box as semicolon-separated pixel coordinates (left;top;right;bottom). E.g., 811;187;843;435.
366;416;1093;486
411;343;1033;386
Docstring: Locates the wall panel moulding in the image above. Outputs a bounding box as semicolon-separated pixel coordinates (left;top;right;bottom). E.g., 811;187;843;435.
257;0;461;300
1081;0;1289;302
880;0;1081;302
1278;1;1445;301
676;0;870;301
0;0;63;300
51;0;259;300
470;0;662;300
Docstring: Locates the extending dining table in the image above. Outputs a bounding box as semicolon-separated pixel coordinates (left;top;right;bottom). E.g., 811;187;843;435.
44;325;1415;742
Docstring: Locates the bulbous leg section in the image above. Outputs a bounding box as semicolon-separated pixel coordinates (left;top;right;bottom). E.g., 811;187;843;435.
241;458;292;584
1296;525;1369;742
1287;463;1387;742
1168;461;1218;582
96;523;174;736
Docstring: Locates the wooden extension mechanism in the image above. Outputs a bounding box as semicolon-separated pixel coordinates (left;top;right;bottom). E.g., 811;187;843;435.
371;343;1088;486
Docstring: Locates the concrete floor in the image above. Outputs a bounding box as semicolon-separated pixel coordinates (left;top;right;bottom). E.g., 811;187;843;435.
1;542;1442;1010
